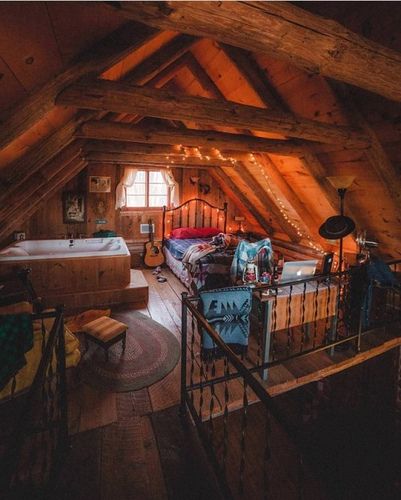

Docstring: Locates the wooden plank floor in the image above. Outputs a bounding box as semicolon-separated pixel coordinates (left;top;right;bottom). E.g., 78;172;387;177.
55;267;223;500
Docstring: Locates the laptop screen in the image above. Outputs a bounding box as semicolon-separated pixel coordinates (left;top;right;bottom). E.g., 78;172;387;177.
280;260;318;283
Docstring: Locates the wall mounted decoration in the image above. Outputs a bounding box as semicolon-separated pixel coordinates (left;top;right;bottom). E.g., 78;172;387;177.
63;192;86;223
89;175;111;193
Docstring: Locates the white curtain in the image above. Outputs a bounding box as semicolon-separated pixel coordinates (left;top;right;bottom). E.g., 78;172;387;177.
115;168;138;209
161;168;179;207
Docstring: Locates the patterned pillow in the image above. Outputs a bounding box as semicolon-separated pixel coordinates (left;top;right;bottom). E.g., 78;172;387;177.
199;286;252;351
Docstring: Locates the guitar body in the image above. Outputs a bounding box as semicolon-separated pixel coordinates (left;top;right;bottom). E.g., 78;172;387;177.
144;218;165;268
144;241;164;267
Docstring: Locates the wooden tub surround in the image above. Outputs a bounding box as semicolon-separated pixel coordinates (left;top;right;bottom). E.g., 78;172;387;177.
0;238;148;309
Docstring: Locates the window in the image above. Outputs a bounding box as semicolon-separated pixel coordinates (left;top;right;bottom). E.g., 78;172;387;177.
126;170;169;208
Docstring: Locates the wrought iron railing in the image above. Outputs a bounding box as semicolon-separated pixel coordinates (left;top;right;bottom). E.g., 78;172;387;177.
181;263;401;498
181;293;310;499
0;306;68;499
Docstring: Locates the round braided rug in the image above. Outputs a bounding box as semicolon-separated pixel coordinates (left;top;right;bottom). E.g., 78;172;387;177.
80;311;180;392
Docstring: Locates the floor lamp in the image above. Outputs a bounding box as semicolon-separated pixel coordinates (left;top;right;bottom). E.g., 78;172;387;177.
319;176;356;271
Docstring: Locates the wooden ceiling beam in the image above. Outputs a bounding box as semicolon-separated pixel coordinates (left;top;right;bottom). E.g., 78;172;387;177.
235;164;300;242
0;141;83;223
183;50;322;244
83;150;232;168
57;79;369;147
0;158;88;241
86;161;209;170
106;37;197;123
0;22;159;150
0;111;92;200
218;43;351;218
124;33;197;86
333;83;401;215
79;121;314;156
211;167;274;235
112;1;401;103
85;140;184;156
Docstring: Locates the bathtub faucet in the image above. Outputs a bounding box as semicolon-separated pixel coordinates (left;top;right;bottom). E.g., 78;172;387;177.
69;239;74;247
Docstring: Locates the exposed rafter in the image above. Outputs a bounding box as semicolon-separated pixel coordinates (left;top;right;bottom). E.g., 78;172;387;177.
218;43;355;219
211;167;274;235
0;158;88;241
57;79;369;147
78;121;306;156
83;150;234;168
0;22;159;150
112;1;401;103
0;141;83;223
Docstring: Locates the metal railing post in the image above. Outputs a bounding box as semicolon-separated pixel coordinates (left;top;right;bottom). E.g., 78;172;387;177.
180;292;188;419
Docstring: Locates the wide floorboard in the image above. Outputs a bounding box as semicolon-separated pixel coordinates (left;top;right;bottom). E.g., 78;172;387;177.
55;267;223;500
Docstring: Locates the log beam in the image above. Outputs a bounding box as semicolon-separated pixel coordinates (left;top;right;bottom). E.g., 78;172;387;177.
83;150;233;168
79;121;316;156
112;1;401;103
334;83;401;215
0;111;92;201
85;140;185;156
0;141;83;223
0;22;159;150
218;42;353;218
211;167;274;235
0;158;88;241
57;79;369;147
235;164;300;242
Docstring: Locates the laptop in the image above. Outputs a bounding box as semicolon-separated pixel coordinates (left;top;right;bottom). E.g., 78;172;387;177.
280;260;318;283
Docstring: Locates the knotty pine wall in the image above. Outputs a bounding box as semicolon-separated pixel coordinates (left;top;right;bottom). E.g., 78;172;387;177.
21;164;253;245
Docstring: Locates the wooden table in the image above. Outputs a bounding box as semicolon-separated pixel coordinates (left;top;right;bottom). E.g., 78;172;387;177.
256;280;338;379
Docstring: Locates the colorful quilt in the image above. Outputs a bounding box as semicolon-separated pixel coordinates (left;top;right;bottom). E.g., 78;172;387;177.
165;237;236;292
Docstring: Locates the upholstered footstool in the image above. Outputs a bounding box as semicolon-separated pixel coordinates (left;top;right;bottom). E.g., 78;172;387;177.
82;316;128;362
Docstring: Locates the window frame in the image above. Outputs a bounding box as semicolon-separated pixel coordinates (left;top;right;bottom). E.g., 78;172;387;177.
124;169;171;210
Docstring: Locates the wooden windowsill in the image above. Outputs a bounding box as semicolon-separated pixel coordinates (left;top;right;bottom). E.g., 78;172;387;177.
120;207;165;215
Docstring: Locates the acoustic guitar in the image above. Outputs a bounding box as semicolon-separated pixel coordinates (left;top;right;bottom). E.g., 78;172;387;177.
144;218;164;268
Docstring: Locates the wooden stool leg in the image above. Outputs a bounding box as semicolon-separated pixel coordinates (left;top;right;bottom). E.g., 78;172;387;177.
122;331;127;353
105;348;109;363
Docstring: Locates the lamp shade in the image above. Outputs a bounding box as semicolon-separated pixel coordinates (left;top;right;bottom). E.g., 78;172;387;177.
319;215;355;239
326;176;356;189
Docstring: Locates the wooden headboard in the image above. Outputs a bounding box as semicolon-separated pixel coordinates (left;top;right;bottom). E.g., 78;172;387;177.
162;198;227;242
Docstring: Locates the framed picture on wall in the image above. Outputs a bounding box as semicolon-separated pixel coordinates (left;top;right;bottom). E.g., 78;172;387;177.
63;192;86;223
89;175;111;193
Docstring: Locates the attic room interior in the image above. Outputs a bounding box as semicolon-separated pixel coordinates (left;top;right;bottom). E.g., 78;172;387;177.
1;1;401;498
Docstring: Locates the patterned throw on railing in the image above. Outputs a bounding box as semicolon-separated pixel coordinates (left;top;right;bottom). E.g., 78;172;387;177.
199;286;252;352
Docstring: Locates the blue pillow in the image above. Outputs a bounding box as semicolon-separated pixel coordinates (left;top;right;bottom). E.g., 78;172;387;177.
199;286;252;350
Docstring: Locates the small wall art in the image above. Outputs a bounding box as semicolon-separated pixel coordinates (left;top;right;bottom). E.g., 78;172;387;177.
63;192;86;223
89;175;111;193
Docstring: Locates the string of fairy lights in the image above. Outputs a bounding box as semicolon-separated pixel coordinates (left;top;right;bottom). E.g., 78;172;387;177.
163;145;324;254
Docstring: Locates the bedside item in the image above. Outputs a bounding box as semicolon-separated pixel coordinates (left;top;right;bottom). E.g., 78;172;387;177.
322;252;334;275
242;259;259;286
280;260;318;283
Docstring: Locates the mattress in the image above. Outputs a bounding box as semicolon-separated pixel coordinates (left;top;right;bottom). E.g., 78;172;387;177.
164;237;212;260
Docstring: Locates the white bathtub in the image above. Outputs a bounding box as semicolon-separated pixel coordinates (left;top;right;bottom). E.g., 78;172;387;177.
0;237;132;297
0;237;130;261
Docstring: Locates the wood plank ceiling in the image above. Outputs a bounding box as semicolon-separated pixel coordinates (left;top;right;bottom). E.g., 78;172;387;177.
1;1;401;258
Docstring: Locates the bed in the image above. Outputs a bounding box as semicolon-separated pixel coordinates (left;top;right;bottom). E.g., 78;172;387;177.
162;198;235;292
